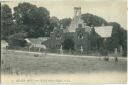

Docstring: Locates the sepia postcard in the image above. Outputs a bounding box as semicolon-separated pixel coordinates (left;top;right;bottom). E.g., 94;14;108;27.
1;0;127;84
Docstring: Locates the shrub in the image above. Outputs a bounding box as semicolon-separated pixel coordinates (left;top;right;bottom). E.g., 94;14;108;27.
7;33;27;47
62;38;75;50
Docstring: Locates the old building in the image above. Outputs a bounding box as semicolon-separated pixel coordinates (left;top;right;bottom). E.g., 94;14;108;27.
43;7;92;53
43;7;113;54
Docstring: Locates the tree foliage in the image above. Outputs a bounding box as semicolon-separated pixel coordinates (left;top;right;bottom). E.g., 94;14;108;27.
0;3;1;36
13;2;50;38
48;16;60;35
7;33;27;47
60;18;72;29
89;27;103;51
81;13;127;56
62;37;75;50
107;22;127;56
1;3;127;56
1;4;14;39
81;13;107;26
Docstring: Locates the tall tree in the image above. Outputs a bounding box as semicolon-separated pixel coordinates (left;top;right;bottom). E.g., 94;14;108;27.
13;2;50;38
119;27;127;56
1;4;14;40
89;27;103;51
105;22;127;56
48;16;60;35
107;22;121;50
7;32;27;47
81;13;127;56
0;3;1;37
81;13;107;26
60;18;72;29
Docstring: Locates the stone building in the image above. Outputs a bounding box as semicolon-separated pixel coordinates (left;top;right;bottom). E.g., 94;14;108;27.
43;7;113;54
43;7;92;53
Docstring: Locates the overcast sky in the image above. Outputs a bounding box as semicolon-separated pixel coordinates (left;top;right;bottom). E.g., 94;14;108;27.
2;0;127;29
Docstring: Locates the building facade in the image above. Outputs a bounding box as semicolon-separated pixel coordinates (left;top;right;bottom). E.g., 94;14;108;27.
43;7;93;53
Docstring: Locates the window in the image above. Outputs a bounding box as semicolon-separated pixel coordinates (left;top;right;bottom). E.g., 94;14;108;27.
78;33;83;39
78;24;82;28
56;44;61;49
79;33;83;39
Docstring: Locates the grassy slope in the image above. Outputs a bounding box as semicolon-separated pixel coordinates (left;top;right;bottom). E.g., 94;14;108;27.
1;50;127;75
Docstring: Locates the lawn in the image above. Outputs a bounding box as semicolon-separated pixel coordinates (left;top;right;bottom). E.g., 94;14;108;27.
1;50;127;75
1;50;127;83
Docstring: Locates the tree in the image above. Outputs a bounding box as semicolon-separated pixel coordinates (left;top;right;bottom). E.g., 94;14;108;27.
81;13;107;52
107;22;121;51
62;37;75;50
1;4;14;40
13;2;37;25
81;13;127;56
119;28;127;56
13;2;50;38
7;33;27;47
81;13;107;26
0;3;1;35
48;16;60;36
60;18;72;29
105;22;127;56
89;27;102;51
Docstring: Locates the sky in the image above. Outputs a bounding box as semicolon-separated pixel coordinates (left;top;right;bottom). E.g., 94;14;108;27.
2;0;127;29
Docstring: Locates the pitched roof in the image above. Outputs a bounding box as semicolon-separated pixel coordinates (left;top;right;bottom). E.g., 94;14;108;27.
94;26;113;38
25;37;48;45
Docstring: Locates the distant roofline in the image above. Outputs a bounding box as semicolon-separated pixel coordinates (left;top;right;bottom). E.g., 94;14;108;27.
94;25;113;28
74;7;81;9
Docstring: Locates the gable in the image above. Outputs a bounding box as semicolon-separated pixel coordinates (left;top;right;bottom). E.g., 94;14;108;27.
94;26;113;38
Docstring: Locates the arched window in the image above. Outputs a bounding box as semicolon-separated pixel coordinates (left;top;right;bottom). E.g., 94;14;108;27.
78;33;83;39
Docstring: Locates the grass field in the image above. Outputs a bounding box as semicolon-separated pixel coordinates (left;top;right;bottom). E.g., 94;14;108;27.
1;50;127;74
1;50;127;83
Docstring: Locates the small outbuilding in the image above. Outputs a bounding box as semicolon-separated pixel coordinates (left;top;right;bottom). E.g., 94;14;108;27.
1;40;9;49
